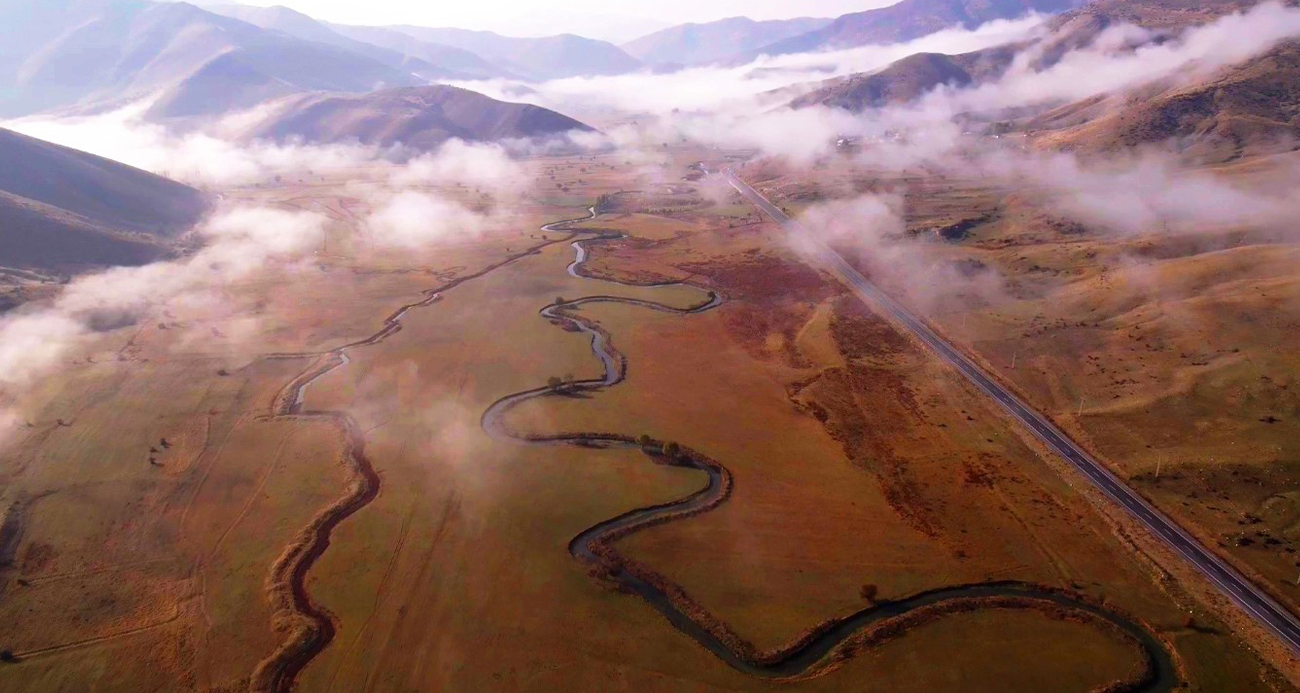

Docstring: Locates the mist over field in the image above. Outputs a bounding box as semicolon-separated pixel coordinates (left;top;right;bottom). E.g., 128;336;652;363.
5;1;1300;689
5;0;1300;434
729;2;1300;304
453;15;1049;114
0;136;542;440
0;207;325;412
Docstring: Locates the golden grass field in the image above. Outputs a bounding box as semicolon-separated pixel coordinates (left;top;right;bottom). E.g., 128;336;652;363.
0;148;1293;692
741;150;1300;680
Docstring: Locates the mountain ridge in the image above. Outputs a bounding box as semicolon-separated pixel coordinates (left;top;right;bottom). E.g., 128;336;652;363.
0;126;209;271
621;16;834;66
240;84;595;150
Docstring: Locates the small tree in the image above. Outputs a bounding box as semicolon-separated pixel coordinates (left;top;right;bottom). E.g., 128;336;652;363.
555;297;567;306
662;441;681;459
636;434;653;449
547;376;564;392
859;584;879;602
0;650;14;662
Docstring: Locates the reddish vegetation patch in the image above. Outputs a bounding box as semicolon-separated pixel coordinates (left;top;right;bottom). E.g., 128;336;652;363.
804;364;941;538
681;252;833;302
788;298;946;537
681;253;840;366
962;457;999;489
599;236;665;253
828;296;913;360
580;235;686;285
18;542;55;574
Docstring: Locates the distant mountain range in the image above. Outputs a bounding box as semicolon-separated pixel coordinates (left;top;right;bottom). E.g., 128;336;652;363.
240;85;594;150
0;0;649;120
205;4;506;81
621;16;833;67
739;0;1089;61
11;0;1272;162
381;26;643;81
0;127;208;271
326;24;515;80
0;0;423;118
3;0;1288;275
0;0;1106;122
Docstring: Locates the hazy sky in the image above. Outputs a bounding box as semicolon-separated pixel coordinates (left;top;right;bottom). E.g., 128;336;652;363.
214;0;892;42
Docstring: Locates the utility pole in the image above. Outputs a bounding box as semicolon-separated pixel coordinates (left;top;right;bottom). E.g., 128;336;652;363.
1011;351;1018;370
1155;456;1162;480
1078;396;1085;417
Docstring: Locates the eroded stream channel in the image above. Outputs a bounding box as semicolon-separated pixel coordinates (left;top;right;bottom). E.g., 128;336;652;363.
481;209;1179;689
259;204;1178;691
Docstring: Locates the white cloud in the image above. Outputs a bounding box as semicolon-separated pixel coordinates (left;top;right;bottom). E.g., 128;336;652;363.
930;1;1300;114
452;14;1047;115
390;139;526;194
365;191;501;248
5;101;379;188
0;206;327;391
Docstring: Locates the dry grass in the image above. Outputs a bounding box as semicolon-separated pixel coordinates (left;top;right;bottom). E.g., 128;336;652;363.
0;149;1285;692
744;153;1298;686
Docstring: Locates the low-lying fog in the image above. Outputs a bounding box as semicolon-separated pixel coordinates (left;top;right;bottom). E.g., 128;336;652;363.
4;1;1300;443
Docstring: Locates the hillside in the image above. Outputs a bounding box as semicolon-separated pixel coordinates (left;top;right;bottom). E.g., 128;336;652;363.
242;85;594;150
621;16;832;67
1056;0;1264;30
1034;40;1300;162
0;127;208;271
0;192;169;272
745;0;1087;59
0;0;422;118
995;0;1300;160
788;0;1280;114
791;48;1019;111
386;26;642;80
1024;0;1270;66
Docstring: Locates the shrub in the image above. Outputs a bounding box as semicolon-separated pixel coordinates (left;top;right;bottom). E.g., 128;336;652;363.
0;650;14;662
547;377;564;392
636;434;653;449
662;441;681;458
859;584;879;602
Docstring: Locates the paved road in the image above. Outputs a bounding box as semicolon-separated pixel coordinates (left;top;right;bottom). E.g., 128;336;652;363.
720;166;1300;657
